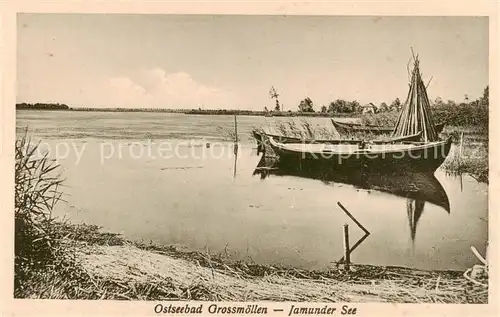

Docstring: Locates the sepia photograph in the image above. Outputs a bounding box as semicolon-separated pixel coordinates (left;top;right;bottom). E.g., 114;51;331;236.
6;9;494;313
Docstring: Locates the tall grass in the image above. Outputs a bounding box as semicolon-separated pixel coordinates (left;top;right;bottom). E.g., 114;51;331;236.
441;130;489;183
14;130;66;295
262;119;339;140
13;131;139;298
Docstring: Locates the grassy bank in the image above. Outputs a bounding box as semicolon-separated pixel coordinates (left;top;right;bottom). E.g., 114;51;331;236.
15;133;488;303
440;126;489;183
16;222;488;303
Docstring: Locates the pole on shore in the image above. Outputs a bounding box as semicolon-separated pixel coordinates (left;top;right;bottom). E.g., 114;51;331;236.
343;224;350;271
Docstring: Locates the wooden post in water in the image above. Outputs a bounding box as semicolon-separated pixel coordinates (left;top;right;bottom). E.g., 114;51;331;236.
336;202;370;263
459;131;464;161
234;115;239;154
343;224;350;271
233;115;238;179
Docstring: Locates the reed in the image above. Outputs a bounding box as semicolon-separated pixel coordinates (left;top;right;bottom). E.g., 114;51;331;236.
215;126;237;141
267;120;339;140
13;131;123;299
360;112;399;126
14;129;66;296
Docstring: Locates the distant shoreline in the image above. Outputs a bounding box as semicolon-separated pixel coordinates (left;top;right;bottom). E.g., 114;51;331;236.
16;104;353;117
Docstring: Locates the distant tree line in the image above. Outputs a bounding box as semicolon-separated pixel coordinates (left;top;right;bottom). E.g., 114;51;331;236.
16;103;69;110
286;85;489;120
287;97;402;114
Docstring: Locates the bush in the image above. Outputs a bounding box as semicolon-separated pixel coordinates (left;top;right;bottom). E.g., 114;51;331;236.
431;103;488;131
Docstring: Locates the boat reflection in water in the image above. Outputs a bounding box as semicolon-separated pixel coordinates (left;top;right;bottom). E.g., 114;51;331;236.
253;156;450;242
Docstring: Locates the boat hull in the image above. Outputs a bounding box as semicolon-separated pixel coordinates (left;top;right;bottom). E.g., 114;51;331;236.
331;119;445;135
254;131;421;144
269;137;452;173
252;130;365;157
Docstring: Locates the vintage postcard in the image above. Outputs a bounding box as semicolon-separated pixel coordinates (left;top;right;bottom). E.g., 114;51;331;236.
0;1;498;316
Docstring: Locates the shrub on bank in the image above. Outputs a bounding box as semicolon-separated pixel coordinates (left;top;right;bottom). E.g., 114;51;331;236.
432;103;488;131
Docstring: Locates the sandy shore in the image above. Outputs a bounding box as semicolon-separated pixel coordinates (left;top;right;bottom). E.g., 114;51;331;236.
56;224;487;303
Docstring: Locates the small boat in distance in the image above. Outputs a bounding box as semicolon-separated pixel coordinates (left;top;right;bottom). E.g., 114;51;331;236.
331;118;445;135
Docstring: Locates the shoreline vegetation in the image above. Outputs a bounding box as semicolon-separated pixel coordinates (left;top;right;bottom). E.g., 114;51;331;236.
16;103;354;117
14;132;488;302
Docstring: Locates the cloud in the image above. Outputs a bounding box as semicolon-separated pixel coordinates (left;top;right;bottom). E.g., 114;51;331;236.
101;69;234;109
106;77;146;106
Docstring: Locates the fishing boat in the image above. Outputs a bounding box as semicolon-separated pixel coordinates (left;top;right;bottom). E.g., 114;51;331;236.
253;130;421;145
331;119;445;135
252;130;362;146
252;130;363;156
372;132;422;144
252;129;422;155
257;54;451;173
267;135;452;173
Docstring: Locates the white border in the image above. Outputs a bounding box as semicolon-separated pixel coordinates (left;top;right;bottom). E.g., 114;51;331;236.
1;1;498;316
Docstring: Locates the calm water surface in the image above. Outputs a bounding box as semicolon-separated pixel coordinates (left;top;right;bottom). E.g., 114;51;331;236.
16;110;488;271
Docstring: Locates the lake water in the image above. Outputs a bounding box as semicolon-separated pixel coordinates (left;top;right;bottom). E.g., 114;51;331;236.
16;110;488;271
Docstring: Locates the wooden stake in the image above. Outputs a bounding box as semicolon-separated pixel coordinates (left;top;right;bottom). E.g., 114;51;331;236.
233;115;238;179
337;202;371;263
459;131;464;160
337;202;370;235
234;115;239;155
343;224;350;270
234;115;238;142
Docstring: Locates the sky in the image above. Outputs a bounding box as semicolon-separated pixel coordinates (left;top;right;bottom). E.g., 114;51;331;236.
17;14;489;110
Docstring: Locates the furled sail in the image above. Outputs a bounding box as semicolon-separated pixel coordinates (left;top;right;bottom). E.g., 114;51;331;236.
392;55;439;142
